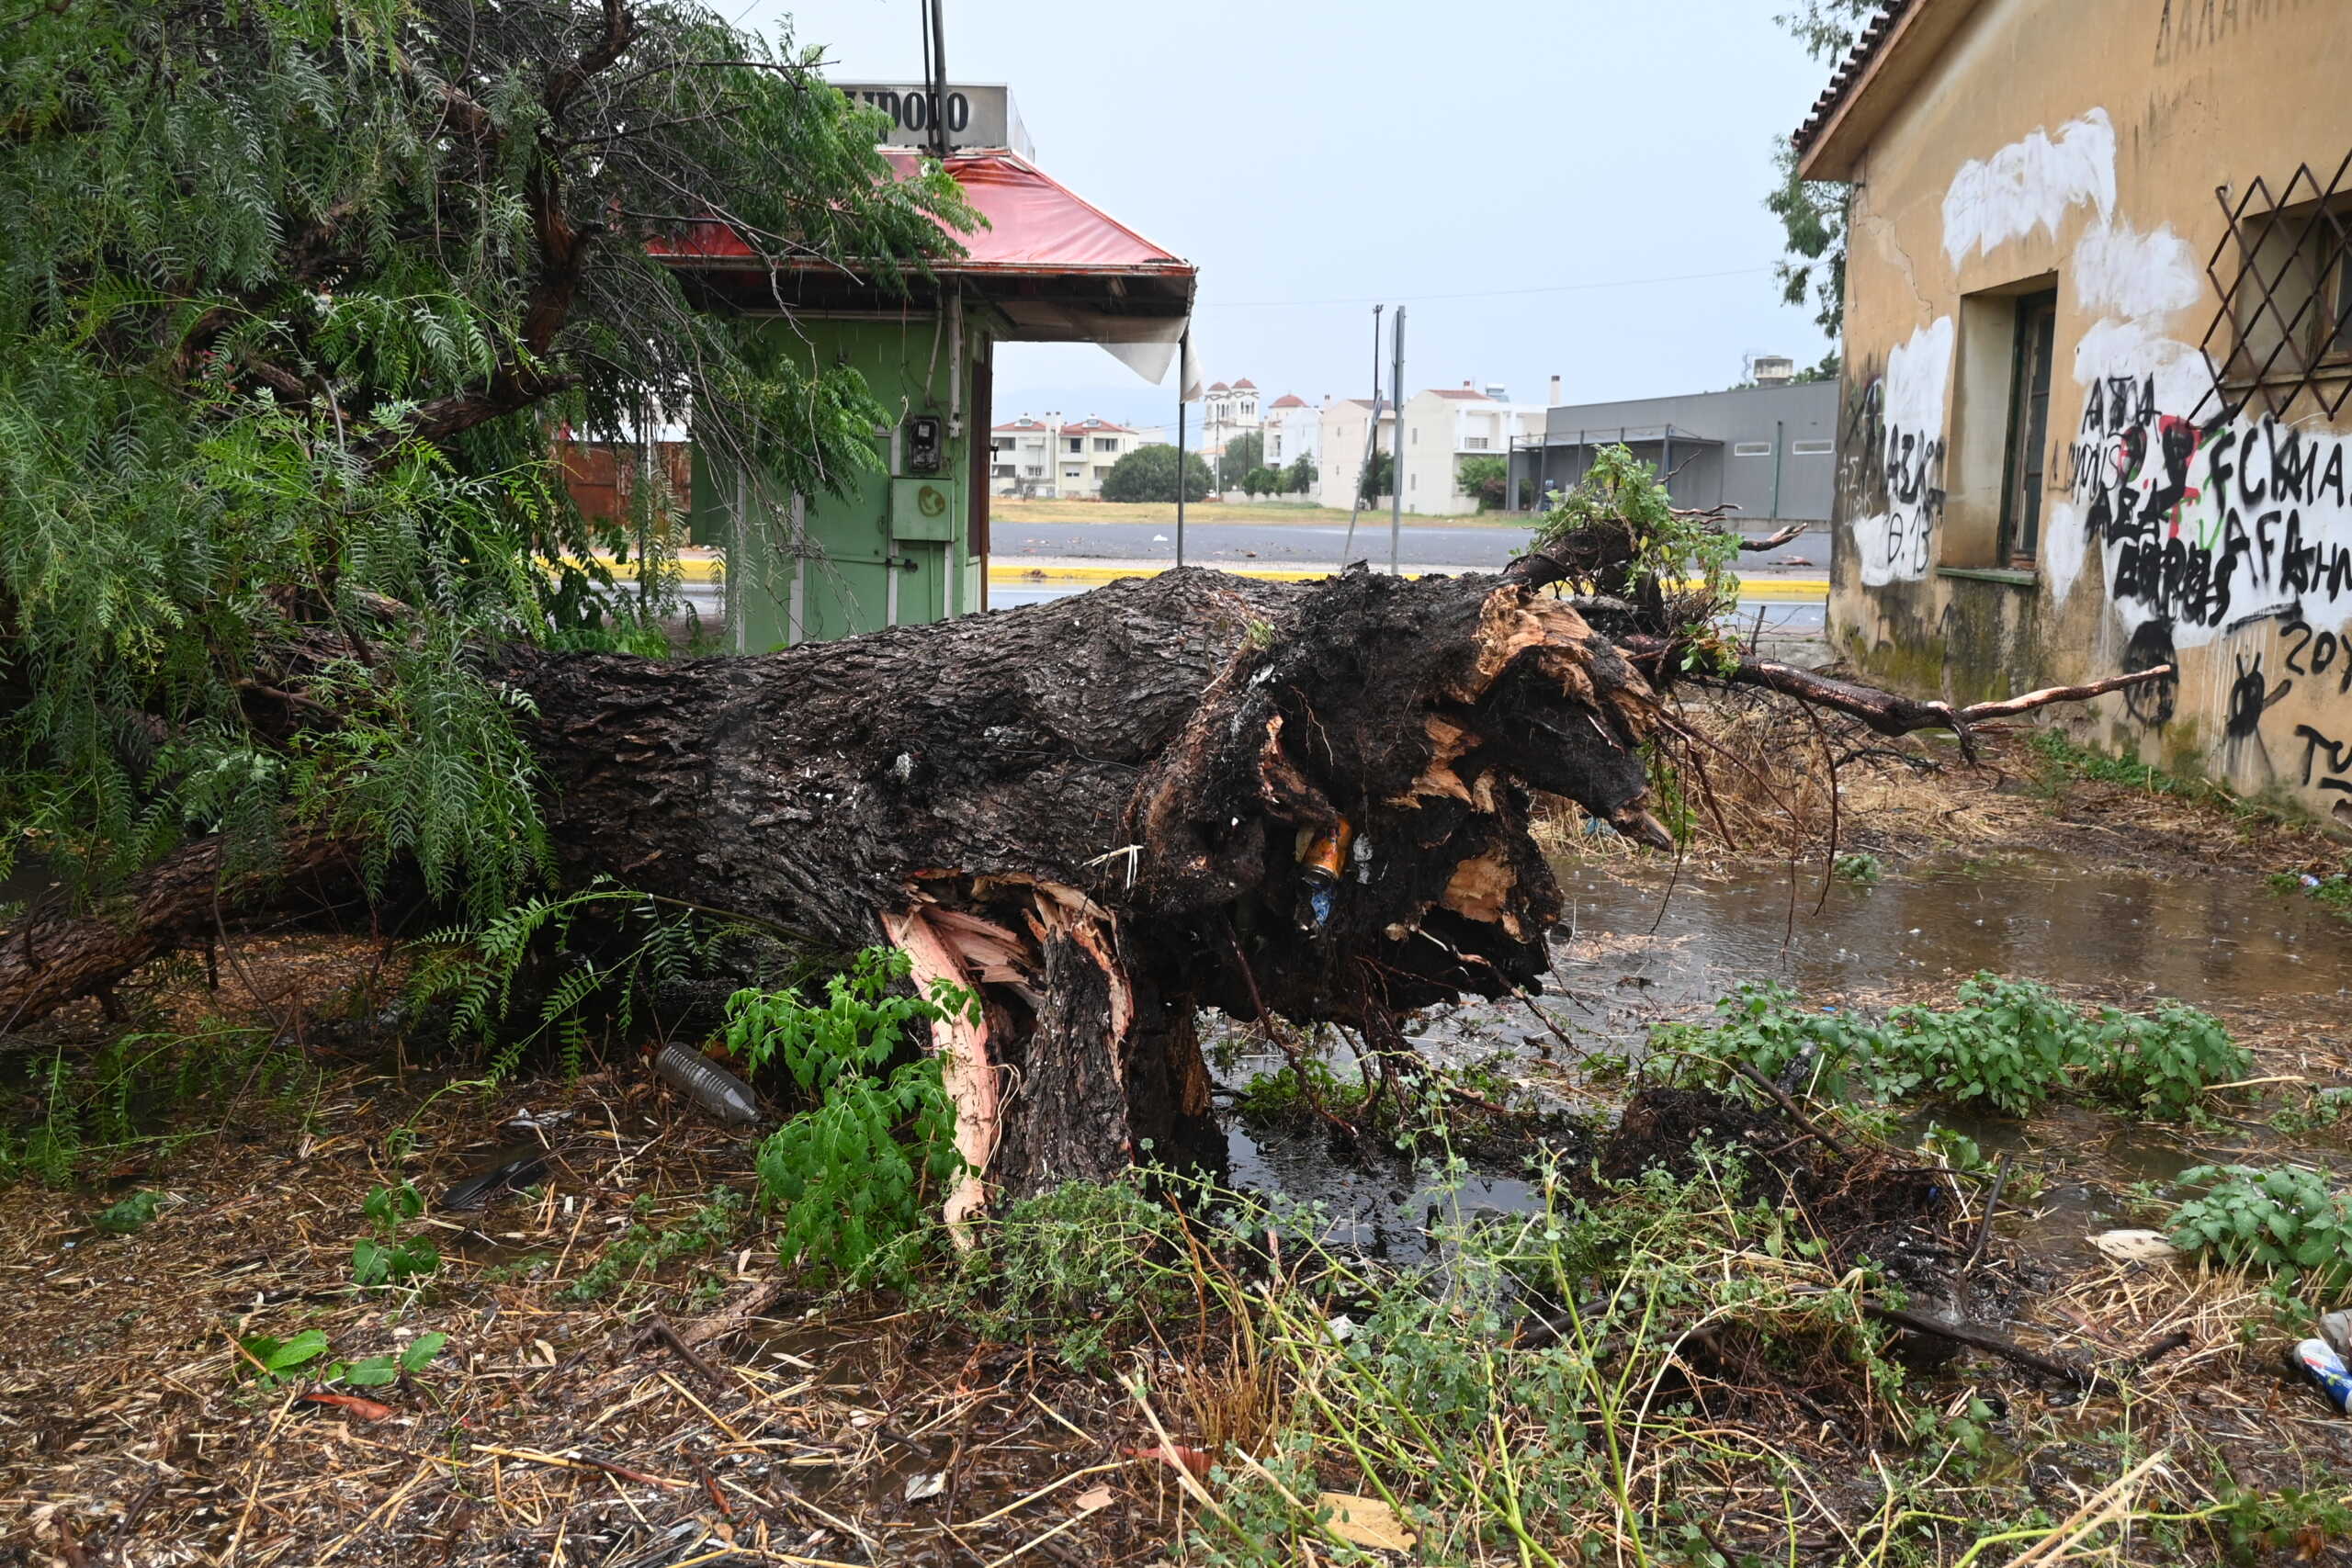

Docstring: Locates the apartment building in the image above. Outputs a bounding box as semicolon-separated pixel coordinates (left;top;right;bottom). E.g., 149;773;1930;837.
990;414;1152;497
1262;393;1321;474
1398;383;1547;513
1315;398;1397;510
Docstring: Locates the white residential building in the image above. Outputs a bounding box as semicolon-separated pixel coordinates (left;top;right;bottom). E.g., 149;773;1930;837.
1398;383;1547;513
1261;393;1321;477
1315;398;1397;511
990;414;1156;498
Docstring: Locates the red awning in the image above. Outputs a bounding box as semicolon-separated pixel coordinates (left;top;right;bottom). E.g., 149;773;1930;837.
662;151;1192;281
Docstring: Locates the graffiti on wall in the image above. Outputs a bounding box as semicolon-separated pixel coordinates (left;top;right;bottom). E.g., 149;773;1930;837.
1847;317;1954;588
1855;97;2352;810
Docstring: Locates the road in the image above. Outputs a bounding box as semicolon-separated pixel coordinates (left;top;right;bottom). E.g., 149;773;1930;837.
989;517;1828;580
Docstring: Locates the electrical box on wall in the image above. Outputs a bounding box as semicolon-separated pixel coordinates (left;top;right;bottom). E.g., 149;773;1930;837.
890;477;956;541
902;413;944;475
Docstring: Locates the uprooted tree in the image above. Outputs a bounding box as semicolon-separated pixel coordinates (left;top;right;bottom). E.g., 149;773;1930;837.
0;2;2170;1219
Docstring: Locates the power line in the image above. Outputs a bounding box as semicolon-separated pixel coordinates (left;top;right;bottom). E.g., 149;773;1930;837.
1198;264;1777;310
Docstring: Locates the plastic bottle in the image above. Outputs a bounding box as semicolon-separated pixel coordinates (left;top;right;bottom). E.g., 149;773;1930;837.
2291;1337;2352;1413
1297;818;1356;932
653;1040;761;1125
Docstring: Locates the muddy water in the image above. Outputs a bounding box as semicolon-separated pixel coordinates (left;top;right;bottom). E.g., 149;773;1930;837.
1222;850;2352;1250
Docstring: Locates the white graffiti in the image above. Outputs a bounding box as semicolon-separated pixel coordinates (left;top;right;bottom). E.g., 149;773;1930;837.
1941;108;2116;268
1854;317;1954;588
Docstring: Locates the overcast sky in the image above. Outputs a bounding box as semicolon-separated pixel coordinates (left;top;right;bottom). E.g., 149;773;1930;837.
731;0;1839;425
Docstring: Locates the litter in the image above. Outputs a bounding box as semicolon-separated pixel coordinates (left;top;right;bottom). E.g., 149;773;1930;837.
2291;1338;2352;1413
651;1041;761;1124
2088;1229;2181;1265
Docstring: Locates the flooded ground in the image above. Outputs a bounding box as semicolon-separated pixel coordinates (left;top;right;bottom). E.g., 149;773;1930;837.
1219;846;2352;1259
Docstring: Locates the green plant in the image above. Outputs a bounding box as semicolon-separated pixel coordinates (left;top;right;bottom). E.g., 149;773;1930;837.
1880;974;2089;1116
236;1328;447;1389
563;1188;746;1302
2091;1001;2249;1118
353;1183;441;1288
2273;867;2352;921
92;1190;164;1235
1101;444;1214;503
734;948;971;1286
1833;852;1883;884
2169;1165;2352;1284
1656;981;1885;1103
938;1172;1197;1372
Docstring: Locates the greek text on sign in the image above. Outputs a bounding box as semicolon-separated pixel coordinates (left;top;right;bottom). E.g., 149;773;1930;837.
831;84;1033;160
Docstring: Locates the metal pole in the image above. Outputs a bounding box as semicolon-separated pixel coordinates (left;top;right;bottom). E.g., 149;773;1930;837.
1770;418;1785;525
1341;305;1382;563
1389;305;1406;574
1175;330;1188;569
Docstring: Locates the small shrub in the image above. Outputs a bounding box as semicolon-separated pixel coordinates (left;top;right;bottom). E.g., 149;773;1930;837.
92;1190;164;1235
235;1328;447;1388
2168;1165;2352;1283
2090;1002;2248;1118
735;948;971;1286
938;1173;1195;1371
353;1183;441;1287
1880;975;2088;1117
1833;852;1883;884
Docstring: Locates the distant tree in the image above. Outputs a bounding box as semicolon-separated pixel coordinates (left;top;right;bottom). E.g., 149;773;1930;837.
1768;0;1875;339
1283;456;1317;494
1456;456;1509;512
1101;444;1213;503
1217;432;1264;487
1240;466;1282;497
1792;351;1842;383
1357;449;1394;505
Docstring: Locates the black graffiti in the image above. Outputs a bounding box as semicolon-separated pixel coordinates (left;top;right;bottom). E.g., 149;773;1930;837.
2075;382;2352;632
2297;723;2352;795
2224;651;2290;741
2121;620;2179;727
1882;424;1946;578
2281;617;2352;696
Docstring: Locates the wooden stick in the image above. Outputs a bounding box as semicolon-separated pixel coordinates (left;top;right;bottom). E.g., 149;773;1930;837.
1728;1059;1852;1163
1862;1303;2102;1390
1963;1149;2015;1275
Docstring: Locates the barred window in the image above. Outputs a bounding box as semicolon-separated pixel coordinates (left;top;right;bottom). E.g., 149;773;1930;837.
2199;150;2352;421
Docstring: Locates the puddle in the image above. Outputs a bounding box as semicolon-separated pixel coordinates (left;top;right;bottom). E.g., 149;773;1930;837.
1220;848;2352;1257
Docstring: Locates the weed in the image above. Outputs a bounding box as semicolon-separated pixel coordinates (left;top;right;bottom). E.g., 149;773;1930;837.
2272;866;2352;922
2269;1086;2352;1137
733;948;970;1287
2028;729;2281;828
92;1190;163;1234
564;1188;746;1302
936;1171;1198;1372
1234;1058;1370;1125
235;1328;447;1389
353;1183;442;1287
1662;976;2245;1122
2168;1165;2352;1285
1835;851;1884;884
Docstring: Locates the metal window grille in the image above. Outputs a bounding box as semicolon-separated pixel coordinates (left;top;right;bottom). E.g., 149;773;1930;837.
2197;149;2352;423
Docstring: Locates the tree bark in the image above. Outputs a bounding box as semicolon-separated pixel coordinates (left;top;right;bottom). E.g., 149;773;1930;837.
492;566;1666;1203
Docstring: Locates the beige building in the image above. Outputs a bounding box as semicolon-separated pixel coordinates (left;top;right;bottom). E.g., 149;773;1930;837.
1802;0;2352;820
989;414;1148;497
1398;384;1547;513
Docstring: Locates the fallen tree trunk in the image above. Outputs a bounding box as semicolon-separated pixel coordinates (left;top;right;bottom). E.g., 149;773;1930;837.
0;562;2165;1213
497;566;1666;1203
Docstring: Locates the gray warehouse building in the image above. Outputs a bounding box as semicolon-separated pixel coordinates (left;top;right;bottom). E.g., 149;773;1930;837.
1507;381;1838;529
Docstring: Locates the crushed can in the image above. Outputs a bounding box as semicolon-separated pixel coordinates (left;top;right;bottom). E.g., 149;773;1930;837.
1297;818;1355;933
2291;1337;2352;1413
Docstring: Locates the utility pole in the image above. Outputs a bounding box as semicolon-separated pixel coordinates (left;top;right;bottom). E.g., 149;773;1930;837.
1389;305;1407;575
1175;331;1188;569
1341;304;1382;564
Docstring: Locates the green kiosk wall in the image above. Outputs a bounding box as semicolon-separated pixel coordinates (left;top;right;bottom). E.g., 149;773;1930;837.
692;310;993;650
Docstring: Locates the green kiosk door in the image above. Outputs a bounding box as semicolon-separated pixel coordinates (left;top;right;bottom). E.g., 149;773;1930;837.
890;477;955;625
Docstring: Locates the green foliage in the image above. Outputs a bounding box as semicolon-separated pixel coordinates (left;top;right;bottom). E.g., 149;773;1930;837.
1661;975;2245;1122
1766;1;1873;336
1235;1059;1371;1125
564;1188;746;1302
1833;851;1883;884
1532;445;1738;630
0;1019;317;1189
1356;447;1393;504
408;878;762;1077
937;1172;1195;1372
733;949;971;1286
0;0;968;918
2273;865;2352;921
1101;443;1213;503
237;1326;446;1388
2169;1165;2352;1284
353;1182;440;1287
1217;432;1265;484
92;1190;164;1235
1455;454;1509;512
2027;729;2276;827
1238;465;1282;497
1281;455;1317;494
